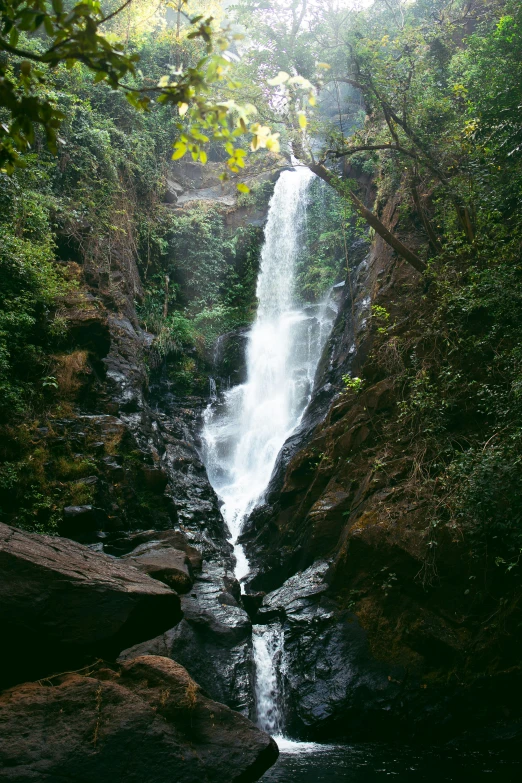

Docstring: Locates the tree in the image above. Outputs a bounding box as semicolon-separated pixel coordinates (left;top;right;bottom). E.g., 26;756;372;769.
0;0;280;177
233;0;428;272
303;0;506;254
234;0;519;274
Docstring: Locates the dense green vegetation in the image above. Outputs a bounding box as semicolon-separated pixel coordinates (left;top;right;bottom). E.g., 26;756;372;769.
0;37;166;421
296;177;355;301
0;0;282;173
358;0;522;574
138;196;266;390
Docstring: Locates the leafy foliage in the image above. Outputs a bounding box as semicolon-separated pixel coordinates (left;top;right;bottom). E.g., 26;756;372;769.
0;0;281;177
138;200;264;373
295;176;356;300
0;163;70;419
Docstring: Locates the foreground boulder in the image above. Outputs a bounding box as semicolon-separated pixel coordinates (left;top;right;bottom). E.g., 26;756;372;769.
0;655;278;783
0;523;181;688
121;540;194;593
113;528;204;569
119;562;254;715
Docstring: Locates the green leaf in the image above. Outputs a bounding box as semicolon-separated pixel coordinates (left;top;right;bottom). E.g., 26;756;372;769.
172;143;187;160
267;71;290;87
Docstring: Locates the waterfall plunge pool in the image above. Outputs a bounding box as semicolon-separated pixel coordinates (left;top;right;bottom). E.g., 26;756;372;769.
261;740;522;781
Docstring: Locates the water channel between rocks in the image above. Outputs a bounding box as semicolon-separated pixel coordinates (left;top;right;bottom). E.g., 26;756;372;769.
201;165;335;740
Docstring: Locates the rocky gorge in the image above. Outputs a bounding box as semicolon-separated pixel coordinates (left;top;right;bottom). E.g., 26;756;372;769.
2;143;522;779
3;0;522;772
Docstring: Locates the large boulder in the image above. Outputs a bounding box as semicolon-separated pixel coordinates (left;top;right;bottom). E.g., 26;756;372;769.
0;656;278;783
126;529;204;569
108;528;204;569
121;541;194;593
0;523;181;688
252;562;397;740
119;562;254;715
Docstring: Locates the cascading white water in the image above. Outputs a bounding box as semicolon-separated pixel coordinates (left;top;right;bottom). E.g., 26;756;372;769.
201;167;337;735
209;376;217;401
252;624;284;735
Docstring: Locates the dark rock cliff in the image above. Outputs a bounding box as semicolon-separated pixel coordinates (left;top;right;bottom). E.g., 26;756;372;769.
239;196;522;745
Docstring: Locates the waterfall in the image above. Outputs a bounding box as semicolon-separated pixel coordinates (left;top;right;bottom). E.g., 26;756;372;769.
201;167;337;735
252;624;284;735
209;376;217;401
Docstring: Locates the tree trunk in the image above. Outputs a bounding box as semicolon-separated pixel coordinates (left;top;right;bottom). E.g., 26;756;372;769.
410;177;442;254
308;162;427;274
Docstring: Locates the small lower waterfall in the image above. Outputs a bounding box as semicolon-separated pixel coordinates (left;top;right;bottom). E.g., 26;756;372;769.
252;624;284;735
201;167;337;736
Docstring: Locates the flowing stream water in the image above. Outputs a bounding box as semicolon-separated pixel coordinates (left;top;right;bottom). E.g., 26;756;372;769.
201;167;335;738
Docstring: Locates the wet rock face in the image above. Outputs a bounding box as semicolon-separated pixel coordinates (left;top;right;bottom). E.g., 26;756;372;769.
157;405;231;557
39;408;228;559
253;563;396;740
119;562;254;717
0;656;278;783
47;257;231;560
104;316;147;411
210;327;250;388
0;523;181;689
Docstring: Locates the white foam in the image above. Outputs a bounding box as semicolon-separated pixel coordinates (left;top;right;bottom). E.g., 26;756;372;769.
273;737;340;754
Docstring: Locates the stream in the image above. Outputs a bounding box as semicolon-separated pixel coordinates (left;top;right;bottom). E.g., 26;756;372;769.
261;740;522;781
